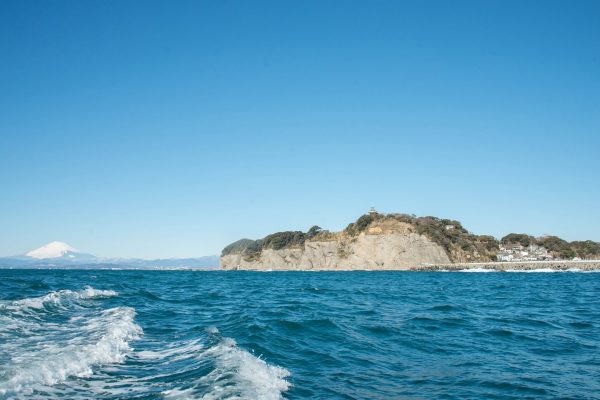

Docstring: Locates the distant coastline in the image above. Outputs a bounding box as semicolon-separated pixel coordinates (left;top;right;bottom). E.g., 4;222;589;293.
0;265;220;271
0;242;219;269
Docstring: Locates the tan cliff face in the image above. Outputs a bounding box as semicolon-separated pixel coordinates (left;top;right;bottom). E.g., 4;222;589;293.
220;219;451;270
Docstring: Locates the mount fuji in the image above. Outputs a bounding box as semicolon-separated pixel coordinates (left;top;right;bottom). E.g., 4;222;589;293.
0;242;218;269
24;241;96;261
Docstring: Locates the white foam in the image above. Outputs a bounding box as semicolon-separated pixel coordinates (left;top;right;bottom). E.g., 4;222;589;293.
506;268;569;273
1;289;289;399
133;339;204;363
78;286;118;298
163;336;291;400
1;286;117;312
458;268;497;272
0;306;141;397
203;338;290;400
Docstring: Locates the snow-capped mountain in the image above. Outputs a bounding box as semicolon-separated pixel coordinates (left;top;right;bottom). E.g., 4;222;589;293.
26;241;79;259
0;241;218;269
23;241;97;262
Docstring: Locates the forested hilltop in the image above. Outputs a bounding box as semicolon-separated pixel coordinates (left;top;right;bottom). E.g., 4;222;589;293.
222;212;600;263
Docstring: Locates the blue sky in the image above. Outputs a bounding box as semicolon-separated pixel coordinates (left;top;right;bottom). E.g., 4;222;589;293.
1;0;599;258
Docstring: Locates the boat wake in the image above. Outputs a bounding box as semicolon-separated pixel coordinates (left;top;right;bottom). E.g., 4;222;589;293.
0;286;117;313
0;287;140;398
0;287;290;399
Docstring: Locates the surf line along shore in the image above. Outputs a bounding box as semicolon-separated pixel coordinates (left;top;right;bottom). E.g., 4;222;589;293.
220;260;600;271
410;260;600;272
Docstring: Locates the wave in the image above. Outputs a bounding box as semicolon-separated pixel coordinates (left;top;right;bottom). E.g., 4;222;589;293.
200;337;290;400
134;338;205;364
0;287;290;399
0;306;141;397
0;286;117;313
163;329;291;400
0;286;139;398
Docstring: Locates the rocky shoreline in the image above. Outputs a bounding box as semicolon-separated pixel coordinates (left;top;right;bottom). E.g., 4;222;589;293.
412;260;600;272
221;260;600;271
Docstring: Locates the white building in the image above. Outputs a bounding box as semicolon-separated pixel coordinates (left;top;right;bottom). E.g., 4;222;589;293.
497;244;553;262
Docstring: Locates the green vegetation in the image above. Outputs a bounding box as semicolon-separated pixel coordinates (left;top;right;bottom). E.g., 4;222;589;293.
501;233;536;247
343;212;500;261
344;214;377;236
221;239;260;255
387;214;500;262
536;236;575;259
220;238;264;260
262;231;306;250
500;233;600;260
307;225;323;238
221;226;331;261
570;241;600;259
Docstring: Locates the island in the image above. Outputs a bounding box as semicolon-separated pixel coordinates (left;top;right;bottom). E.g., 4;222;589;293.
220;210;600;271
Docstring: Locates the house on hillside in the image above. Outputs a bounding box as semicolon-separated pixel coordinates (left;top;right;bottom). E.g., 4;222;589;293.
497;244;553;262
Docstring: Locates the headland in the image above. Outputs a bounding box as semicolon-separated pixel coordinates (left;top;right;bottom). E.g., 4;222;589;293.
221;211;600;271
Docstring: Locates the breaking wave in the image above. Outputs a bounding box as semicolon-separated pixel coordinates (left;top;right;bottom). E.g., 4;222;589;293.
201;337;291;400
0;287;290;399
0;286;117;313
0;287;139;398
0;308;141;397
163;329;291;400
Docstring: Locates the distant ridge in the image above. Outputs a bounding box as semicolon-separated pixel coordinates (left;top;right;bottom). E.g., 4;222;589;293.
24;241;96;262
0;241;219;269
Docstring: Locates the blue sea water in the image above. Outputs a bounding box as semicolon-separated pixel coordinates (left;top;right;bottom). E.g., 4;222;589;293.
0;270;599;399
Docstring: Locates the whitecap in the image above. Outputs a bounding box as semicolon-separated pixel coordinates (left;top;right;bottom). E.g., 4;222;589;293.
0;286;117;313
0;306;141;397
163;337;291;400
133;339;204;363
206;326;220;334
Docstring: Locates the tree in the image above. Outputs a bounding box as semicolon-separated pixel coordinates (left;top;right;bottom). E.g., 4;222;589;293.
501;233;535;247
307;225;322;238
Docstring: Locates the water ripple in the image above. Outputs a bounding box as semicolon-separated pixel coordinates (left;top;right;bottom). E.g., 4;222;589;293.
0;270;599;399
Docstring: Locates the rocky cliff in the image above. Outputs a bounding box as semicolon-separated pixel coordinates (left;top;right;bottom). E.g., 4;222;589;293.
220;212;499;270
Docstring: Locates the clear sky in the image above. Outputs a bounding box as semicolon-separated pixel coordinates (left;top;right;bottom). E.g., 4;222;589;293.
1;0;599;258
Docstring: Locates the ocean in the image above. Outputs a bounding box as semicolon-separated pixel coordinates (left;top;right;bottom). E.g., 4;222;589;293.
0;269;599;399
